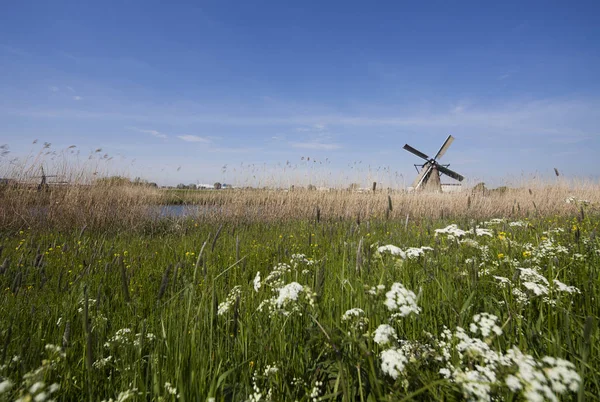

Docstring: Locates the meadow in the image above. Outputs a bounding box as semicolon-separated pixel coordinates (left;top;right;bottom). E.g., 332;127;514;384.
0;181;599;401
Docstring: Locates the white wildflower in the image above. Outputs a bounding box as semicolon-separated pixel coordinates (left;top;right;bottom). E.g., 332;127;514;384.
373;324;397;345
342;308;365;321
217;286;241;316
469;313;502;338
29;382;45;394
523;281;549;296
276;282;303;308
377;245;405;258
460;238;480;248
404;246;434;259
367;284;386;295
472;228;493;237
253;272;261;292
454;367;495;401
93;356;113;369
511;288;529;304
435;224;467;238
263;364;279;376
164;382;179;397
380;348;407;379
553;279;580;294
384;283;421;316
493;276;511;288
264;263;292;289
483;218;505;226
505;374;522;391
541;356;581;393
0;379;13;393
310;380;323;401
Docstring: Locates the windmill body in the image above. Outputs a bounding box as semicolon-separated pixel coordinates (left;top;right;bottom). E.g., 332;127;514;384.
403;135;464;192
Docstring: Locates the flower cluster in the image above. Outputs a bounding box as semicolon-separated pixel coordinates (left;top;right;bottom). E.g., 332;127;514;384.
341;308;368;331
376;245;433;260
380;348;408;380
435;314;581;401
384;283;421;317
373;324;397;345
217;286;241;316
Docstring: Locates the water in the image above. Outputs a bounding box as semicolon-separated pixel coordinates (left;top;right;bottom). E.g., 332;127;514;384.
153;204;222;218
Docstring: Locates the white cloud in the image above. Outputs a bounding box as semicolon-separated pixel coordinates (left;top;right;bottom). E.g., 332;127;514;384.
49;86;59;92
296;124;326;132
290;141;341;150
0;44;29;57
73;96;82;101
66;86;75;92
128;127;168;139
177;135;210;143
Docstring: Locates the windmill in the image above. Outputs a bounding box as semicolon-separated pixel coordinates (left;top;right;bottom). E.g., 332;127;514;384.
34;166;59;191
403;135;464;192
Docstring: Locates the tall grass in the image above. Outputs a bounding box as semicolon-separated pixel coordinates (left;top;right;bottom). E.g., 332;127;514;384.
1;145;598;400
1;180;599;231
0;211;598;400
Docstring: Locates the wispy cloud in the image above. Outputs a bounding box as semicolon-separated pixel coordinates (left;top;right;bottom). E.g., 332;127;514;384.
177;135;211;143
73;96;83;101
296;124;326;132
128;127;168;139
49;86;59;92
290;141;341;150
3;97;598;145
0;44;29;57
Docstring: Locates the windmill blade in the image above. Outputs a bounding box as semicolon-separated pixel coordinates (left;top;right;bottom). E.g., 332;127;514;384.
403;144;430;161
437;165;464;182
434;135;454;160
412;163;433;189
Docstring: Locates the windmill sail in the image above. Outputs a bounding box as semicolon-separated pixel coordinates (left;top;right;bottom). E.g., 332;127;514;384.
404;135;464;192
403;144;430;161
412;163;433;189
434;135;454;160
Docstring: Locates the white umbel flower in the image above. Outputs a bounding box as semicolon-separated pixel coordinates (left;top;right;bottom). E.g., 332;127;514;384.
377;245;405;258
253;272;261;292
373;324;397;345
342;308;365;321
380;348;407;379
384;283;421;316
0;379;13;394
276;282;303;308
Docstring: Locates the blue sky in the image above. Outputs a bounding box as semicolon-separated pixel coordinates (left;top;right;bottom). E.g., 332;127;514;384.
1;0;599;187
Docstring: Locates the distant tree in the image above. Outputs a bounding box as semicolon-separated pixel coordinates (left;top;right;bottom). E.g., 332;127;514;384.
188;183;197;190
307;184;316;191
472;182;486;194
133;177;152;186
348;183;360;191
95;176;131;186
176;183;187;189
214;182;222;190
148;182;158;188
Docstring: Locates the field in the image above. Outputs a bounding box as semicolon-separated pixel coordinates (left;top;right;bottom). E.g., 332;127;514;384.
0;184;599;401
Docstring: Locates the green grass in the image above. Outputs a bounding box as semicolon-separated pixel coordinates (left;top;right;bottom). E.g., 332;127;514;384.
0;211;598;401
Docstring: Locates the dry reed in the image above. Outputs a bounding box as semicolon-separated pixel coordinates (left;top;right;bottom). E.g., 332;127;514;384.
1;145;598;230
